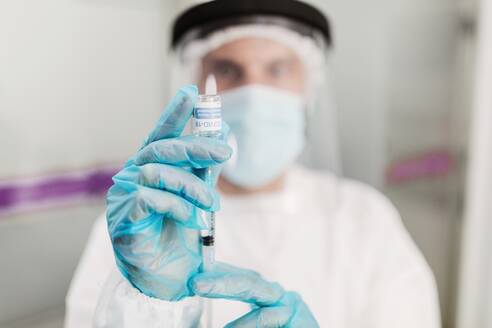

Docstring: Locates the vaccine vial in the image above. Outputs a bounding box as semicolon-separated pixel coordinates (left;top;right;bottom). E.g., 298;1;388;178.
193;74;221;138
193;94;222;138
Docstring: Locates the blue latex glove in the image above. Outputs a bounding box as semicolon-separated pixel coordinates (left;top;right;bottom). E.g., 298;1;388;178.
190;263;320;327
106;85;232;301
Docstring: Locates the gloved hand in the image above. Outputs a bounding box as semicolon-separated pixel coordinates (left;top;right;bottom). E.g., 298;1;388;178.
106;85;232;301
190;263;319;327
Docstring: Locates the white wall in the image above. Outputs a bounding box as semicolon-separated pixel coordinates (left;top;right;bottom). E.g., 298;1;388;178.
311;0;389;186
0;0;175;325
0;0;172;177
457;0;492;325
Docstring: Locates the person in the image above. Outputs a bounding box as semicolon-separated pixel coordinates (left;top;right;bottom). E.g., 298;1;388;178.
65;0;441;327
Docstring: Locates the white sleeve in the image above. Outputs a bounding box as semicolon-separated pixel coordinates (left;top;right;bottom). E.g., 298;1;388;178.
365;267;441;328
65;215;115;328
357;191;442;328
94;270;203;328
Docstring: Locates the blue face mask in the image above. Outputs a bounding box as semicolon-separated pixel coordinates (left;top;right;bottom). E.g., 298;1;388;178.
221;85;306;189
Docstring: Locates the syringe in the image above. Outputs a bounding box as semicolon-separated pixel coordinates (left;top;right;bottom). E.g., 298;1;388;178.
192;74;221;328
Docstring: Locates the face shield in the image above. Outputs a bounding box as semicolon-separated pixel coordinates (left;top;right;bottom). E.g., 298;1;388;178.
169;0;341;190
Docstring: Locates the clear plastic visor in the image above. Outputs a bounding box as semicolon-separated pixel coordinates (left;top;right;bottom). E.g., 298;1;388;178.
168;17;342;191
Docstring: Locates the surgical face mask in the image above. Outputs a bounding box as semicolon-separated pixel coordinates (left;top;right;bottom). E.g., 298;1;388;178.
221;85;306;189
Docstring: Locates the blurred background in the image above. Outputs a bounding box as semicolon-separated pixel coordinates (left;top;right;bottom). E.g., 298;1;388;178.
1;0;491;327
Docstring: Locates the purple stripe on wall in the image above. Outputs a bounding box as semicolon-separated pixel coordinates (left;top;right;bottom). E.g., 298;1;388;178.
386;150;453;184
0;168;119;214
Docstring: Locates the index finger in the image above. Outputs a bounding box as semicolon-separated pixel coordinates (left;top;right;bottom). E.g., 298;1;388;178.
190;263;285;306
142;85;198;147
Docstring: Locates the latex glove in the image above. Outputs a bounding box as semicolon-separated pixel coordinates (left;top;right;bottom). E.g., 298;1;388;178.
190;263;319;327
106;85;232;301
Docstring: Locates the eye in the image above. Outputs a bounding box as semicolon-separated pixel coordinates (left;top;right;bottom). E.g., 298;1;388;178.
268;61;291;79
211;60;242;81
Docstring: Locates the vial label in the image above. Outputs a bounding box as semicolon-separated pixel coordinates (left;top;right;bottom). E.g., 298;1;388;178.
193;107;222;132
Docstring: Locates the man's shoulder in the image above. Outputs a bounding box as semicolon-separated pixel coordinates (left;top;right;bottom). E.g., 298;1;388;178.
335;176;429;271
294;166;396;212
294;166;401;228
339;178;398;217
337;178;406;238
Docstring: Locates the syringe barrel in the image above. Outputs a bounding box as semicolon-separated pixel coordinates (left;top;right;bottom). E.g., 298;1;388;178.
193;93;221;273
201;244;215;272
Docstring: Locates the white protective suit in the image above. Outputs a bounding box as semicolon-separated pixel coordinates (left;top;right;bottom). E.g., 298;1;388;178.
65;166;441;327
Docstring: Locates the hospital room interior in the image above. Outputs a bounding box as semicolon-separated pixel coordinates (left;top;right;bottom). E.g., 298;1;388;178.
1;0;491;327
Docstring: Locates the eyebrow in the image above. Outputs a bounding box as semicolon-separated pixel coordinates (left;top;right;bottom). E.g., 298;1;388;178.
204;54;299;70
205;57;240;66
269;54;299;64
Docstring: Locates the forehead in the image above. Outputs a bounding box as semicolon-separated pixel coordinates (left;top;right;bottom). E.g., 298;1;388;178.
203;37;300;63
